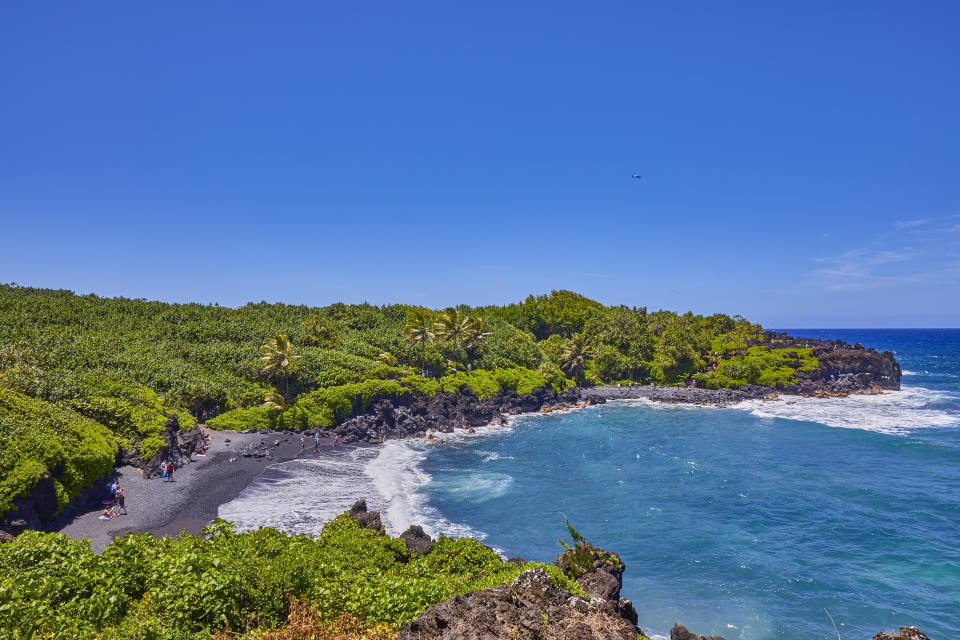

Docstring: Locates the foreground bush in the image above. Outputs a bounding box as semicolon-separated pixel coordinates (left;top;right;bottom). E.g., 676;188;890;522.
0;515;583;640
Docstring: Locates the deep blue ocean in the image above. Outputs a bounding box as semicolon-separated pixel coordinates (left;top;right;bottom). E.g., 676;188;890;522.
221;330;960;640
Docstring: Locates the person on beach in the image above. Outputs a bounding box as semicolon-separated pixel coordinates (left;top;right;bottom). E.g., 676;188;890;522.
99;508;113;520
109;480;117;504
300;436;305;450
333;433;339;447
116;486;127;514
314;432;319;450
160;461;168;479
166;461;174;482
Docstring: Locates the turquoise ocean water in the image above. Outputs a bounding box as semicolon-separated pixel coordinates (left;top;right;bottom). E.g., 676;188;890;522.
221;330;960;639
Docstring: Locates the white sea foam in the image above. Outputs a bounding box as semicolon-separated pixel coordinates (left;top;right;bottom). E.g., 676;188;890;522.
218;445;386;535
219;422;518;545
732;386;959;435
364;437;497;544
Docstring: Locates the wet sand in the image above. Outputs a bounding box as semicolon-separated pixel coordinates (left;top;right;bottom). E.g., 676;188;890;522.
56;429;343;550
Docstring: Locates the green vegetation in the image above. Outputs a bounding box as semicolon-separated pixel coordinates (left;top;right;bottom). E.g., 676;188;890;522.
0;284;815;518
0;514;584;639
695;346;819;389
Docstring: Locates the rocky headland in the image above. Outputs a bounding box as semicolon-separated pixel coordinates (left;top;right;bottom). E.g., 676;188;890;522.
346;499;931;640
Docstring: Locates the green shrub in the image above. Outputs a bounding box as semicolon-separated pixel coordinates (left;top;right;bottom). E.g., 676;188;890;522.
0;385;117;518
207;406;279;431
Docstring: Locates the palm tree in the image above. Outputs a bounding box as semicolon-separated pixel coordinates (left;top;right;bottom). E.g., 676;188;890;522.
260;334;300;397
378;351;398;367
467;316;492;349
261;391;286;412
560;333;593;386
404;309;435;375
435;308;474;364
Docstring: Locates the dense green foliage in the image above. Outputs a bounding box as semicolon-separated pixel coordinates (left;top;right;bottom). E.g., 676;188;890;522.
0;386;117;517
1;284;807;517
695;346;819;389
0;515;584;639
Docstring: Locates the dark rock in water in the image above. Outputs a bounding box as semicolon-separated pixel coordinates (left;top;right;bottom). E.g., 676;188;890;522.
871;627;931;640
671;622;726;640
397;567;642;640
348;499;383;532
799;347;901;392
556;541;624;601
399;524;435;556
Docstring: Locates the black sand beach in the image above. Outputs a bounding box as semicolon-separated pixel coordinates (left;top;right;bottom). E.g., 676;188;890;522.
55;430;344;550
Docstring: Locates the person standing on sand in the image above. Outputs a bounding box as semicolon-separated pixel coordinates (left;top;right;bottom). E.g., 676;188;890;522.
116;486;127;514
333;433;339;447
300;436;305;450
314;432;319;450
166;461;174;482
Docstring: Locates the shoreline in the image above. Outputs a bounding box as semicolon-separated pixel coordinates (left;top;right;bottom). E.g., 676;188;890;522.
55;430;323;550
53;382;903;551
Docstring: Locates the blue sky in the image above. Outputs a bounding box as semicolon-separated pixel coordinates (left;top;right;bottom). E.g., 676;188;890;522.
1;2;958;327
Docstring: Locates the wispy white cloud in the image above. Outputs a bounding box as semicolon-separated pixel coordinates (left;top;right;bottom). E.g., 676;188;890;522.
894;218;934;228
809;214;960;292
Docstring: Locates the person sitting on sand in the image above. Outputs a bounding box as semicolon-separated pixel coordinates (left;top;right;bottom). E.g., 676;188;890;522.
99;508;113;520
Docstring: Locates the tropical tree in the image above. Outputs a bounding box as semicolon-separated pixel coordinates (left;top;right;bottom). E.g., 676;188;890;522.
560;333;593;386
404;309;435;375
467;316;492;348
377;351;398;367
261;390;285;412
303;314;339;347
435;308;474;364
260;334;300;397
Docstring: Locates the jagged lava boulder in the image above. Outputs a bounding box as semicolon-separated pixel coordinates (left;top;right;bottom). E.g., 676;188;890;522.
142;414;207;478
871;627;931;640
556;541;638;625
799;347;901;392
399;524;435;556
671;622;726;640
347;499;383;532
396;567;642;640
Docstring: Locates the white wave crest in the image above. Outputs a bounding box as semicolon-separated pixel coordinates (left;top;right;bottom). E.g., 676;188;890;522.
219;445;385;535
364;439;491;543
732;386;959;435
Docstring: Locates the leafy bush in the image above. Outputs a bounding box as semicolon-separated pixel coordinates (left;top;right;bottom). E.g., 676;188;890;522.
0;515;588;639
0;385;117;517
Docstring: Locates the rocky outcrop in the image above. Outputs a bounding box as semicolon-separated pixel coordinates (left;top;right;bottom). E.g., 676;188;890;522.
0;473;60;539
332;386;589;444
347;499;383;532
397;567;643;640
797;347;901;393
671;622;726;640
871;627;931;640
142;414;208;478
400;524;435;556
556;542;624;601
556;541;638;625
